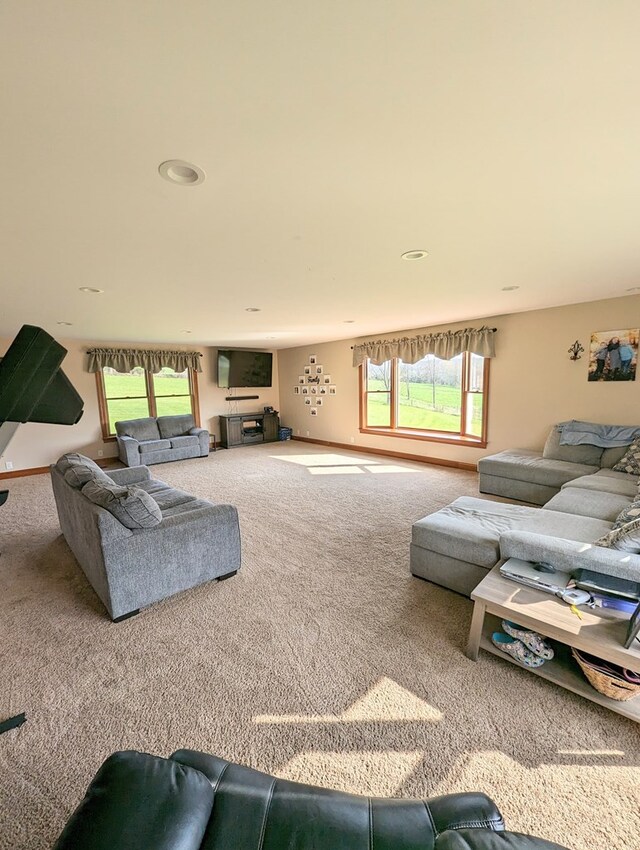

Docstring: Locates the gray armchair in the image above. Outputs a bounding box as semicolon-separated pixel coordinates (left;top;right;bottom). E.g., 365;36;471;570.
115;414;209;466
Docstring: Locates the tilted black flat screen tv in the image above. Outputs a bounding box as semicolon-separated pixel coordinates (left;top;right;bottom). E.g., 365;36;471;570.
217;350;273;388
0;324;84;455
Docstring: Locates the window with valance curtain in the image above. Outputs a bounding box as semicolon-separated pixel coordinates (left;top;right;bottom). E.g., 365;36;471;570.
87;348;203;438
355;327;496;446
86;348;203;374
352;326;496;367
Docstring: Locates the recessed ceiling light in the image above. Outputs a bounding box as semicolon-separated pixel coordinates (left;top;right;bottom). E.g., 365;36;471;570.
181;330;192;334
79;287;103;294
158;160;206;186
501;286;520;291
57;321;72;326
343;320;355;323
266;336;277;340
245;307;261;312
401;250;429;260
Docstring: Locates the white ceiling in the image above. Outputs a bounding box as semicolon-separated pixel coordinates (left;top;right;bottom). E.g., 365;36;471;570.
2;2;640;349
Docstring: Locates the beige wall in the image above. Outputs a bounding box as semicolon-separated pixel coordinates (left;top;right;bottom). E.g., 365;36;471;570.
4;294;639;472
0;339;279;471
277;295;640;467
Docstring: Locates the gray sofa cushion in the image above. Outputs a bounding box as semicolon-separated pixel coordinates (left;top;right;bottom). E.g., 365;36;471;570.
157;414;195;439
57;452;103;476
63;465;111;489
562;468;639;497
544;487;632;523
57;453;111;489
170;435;200;449
478;449;598;488
115;417;161;441
82;479;162;529
139;439;172;454
412;498;545;568
543;426;604;466
412;496;614;571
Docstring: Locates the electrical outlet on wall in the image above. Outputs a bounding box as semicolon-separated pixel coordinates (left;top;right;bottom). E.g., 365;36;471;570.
349;437;355;443
5;461;14;470
97;450;104;457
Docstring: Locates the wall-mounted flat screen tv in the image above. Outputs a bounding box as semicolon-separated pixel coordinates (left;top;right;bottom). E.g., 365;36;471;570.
217;350;273;388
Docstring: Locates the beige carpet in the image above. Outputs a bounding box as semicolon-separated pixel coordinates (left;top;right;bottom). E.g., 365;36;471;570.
1;442;639;850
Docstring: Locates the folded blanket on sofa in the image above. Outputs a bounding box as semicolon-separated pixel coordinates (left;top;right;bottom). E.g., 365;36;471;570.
557;420;640;448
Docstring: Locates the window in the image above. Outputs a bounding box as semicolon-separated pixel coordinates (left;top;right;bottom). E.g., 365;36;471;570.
360;352;488;445
96;366;199;438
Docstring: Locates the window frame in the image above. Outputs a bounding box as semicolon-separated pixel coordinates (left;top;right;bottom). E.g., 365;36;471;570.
96;366;201;440
359;353;489;448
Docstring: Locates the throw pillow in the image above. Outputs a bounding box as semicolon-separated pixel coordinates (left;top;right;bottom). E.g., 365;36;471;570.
82;479;162;529
595;517;640;553
612;438;640;475
611;497;640;530
600;444;631;470
63;464;111;489
56;452;103;475
542;426;603;466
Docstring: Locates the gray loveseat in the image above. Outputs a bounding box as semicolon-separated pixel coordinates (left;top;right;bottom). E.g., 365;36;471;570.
116;414;209;467
51;453;241;620
411;423;640;596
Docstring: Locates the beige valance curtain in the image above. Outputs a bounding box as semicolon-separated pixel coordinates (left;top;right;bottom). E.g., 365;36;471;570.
86;348;203;373
352;326;496;367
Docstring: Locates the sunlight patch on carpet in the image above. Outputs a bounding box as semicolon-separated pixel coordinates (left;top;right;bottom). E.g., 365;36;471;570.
272;453;379;466
254;676;442;723
276;750;425;795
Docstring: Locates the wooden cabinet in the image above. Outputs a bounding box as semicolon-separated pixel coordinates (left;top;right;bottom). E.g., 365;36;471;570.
219;412;280;448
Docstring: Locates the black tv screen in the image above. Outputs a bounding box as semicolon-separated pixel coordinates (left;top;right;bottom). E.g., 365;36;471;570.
218;350;273;388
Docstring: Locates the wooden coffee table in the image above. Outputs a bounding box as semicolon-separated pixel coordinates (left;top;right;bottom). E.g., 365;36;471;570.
466;564;640;721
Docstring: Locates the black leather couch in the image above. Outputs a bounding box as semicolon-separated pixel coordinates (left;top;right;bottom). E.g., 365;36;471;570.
52;750;569;850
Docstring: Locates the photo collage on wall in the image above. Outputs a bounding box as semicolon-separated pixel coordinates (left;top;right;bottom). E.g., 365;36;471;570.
294;354;337;413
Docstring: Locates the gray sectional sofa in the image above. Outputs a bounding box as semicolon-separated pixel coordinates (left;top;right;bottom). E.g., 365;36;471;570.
51;453;241;620
411;423;640;596
477;424;629;505
116;414;210;467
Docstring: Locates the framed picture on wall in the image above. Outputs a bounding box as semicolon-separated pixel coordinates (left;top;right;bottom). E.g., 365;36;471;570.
309;355;317;365
304;366;311;375
588;329;638;382
315;398;323;406
328;385;337;395
293;386;300;395
304;397;312;406
310;407;318;416
323;375;331;384
315;365;323;375
301;386;309;395
298;376;306;384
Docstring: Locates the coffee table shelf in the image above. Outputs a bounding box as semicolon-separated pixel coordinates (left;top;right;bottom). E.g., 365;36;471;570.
467;564;640;722
480;614;640;722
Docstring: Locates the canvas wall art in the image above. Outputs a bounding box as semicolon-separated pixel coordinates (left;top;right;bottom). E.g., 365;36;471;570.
588;329;638;382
